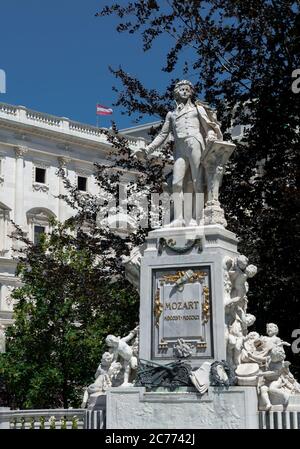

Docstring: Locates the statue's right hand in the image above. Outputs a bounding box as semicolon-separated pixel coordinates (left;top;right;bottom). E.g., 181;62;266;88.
145;145;154;157
131;147;143;158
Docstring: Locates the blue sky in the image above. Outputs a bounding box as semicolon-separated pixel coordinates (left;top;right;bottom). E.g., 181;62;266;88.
0;0;186;129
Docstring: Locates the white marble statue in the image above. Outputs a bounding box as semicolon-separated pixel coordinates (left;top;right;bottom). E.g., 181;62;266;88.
226;255;258;300
280;362;300;395
105;325;139;387
257;344;290;411
82;326;140;408
223;254;299;409
224;255;257;368
234;320;300;409
133;79;235;227
260;323;291;352
240;324;290;367
240;331;270;366
81;351;122;409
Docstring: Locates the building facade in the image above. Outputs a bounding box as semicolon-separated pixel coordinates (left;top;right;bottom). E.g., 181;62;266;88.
0;102;146;333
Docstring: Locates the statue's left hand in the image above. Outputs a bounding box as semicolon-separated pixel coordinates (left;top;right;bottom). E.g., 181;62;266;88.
206;131;218;144
131;147;144;159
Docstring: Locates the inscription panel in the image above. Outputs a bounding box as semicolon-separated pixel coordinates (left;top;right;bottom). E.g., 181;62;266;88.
162;283;202;338
152;266;213;360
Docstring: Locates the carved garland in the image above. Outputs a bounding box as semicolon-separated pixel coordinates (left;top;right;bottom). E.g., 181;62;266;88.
158;237;202;255
154;288;163;327
202;286;210;324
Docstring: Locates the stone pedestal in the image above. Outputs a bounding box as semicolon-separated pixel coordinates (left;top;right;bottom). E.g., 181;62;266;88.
139;224;239;368
106;386;259;429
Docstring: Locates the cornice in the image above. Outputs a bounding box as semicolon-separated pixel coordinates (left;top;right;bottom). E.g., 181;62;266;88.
0;274;19;285
0;119;112;153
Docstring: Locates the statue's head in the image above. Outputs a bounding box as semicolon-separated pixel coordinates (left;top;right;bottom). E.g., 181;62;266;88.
108;361;122;378
101;351;113;366
105;334;119;347
174;80;194;101
245;313;256;327
247;331;260;341
266;323;278;337
236;255;248;270
270;344;285;363
245;264;257;278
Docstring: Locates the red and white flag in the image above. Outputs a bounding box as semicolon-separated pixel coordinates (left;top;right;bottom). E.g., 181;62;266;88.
96;104;113;116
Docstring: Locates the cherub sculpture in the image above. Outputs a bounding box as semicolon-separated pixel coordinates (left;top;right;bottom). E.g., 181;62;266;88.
81;351;122;409
226;255;257;300
258;345;290;411
260;323;291;353
105;325;139;386
223;255;257;368
241;323;291;366
237;323;298;410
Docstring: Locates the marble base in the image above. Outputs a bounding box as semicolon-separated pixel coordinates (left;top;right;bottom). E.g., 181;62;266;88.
87;394;106;410
106;386;259;429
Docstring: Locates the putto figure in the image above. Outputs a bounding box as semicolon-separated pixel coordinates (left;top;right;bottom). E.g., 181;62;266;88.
81;351;122;409
105;325;139;386
135;79;228;227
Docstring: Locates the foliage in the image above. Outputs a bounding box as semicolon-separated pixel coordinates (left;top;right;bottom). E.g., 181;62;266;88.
0;221;139;409
0;122;169;409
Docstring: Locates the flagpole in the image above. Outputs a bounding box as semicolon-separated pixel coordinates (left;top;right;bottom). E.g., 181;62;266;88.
96;101;99;128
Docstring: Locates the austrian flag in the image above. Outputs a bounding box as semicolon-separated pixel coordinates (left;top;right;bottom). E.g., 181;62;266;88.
96;104;113;116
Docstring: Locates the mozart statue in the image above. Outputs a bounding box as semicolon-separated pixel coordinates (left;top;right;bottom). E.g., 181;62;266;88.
134;79;235;227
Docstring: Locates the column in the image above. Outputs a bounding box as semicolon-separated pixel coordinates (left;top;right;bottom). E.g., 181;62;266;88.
14;146;28;228
0;208;10;254
57;156;71;223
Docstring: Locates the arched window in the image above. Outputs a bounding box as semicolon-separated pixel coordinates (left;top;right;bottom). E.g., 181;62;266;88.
26;207;56;244
0;202;11;255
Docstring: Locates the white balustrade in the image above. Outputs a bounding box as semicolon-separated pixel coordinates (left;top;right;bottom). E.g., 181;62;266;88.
0;103;17;116
0;408;85;430
0;102;147;149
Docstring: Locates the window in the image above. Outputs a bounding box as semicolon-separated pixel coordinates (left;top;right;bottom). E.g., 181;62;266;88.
27;208;55;243
34;225;45;245
77;176;87;192
35;167;46;184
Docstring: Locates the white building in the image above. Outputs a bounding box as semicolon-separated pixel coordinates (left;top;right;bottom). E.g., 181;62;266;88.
0;102;146;332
